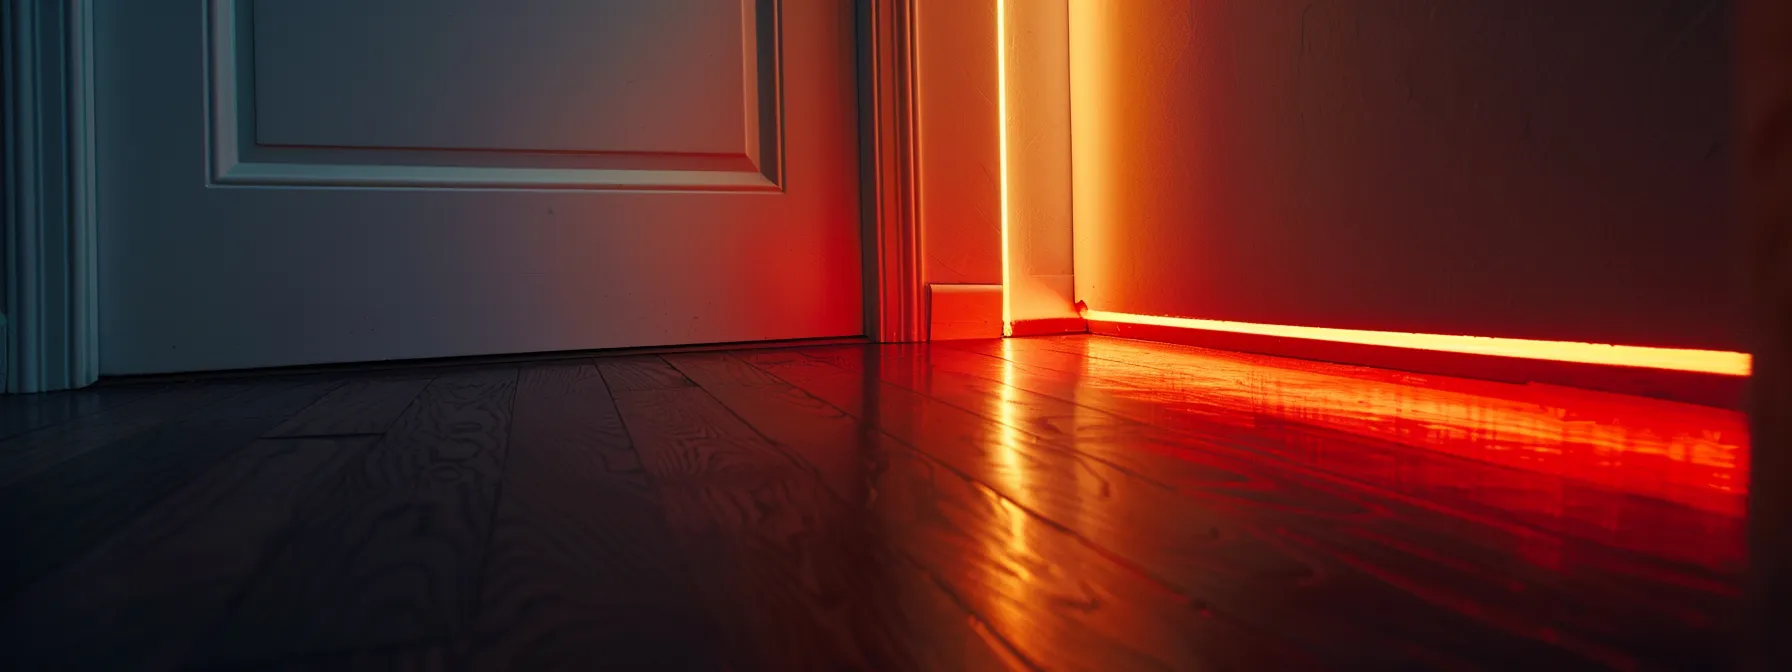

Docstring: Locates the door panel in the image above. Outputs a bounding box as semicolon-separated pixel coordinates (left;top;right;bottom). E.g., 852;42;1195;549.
251;0;751;155
96;0;861;375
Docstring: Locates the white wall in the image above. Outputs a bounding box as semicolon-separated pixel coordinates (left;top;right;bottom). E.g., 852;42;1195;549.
1002;0;1078;325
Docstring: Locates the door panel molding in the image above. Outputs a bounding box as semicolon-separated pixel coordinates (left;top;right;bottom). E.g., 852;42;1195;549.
205;0;785;192
3;0;99;393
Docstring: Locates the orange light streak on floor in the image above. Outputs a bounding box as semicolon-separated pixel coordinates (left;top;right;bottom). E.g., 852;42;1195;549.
974;335;1749;570
1065;336;1746;510
1081;309;1752;376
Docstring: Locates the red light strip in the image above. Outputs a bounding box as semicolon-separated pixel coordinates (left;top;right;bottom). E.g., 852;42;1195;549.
1080;309;1752;376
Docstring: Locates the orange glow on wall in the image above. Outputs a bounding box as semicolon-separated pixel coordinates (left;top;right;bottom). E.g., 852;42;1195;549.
1010;3;1745;382
1081;308;1752;377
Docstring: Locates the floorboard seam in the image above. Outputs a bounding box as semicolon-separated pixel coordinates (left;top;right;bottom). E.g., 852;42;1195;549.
187;437;382;668
726;352;1186;667
461;369;521;646
909;343;1668;547
595;360;739;668
255;432;388;441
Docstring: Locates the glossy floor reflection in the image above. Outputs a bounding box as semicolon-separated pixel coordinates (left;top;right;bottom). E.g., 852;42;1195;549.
0;335;1744;670
952;336;1748;570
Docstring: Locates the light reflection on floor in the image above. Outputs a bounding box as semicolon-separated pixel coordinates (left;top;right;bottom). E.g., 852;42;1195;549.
1051;336;1747;515
971;336;1748;573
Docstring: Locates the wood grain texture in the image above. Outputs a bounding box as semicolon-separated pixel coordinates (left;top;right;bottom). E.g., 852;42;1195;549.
265;377;435;438
663;353;875;501
184;379;347;422
0;337;1742;669
950;337;1748;570
606;356;798;481
0;383;166;441
469;364;724;670
260;641;456;672
339;369;518;493
0;437;375;669
884;340;1743;667
674;352;1294;670
209;369;519;665
745;347;1679;668
0;379;343;602
594;355;697;392
613;378;985;671
0;382;255;489
0;383;342;605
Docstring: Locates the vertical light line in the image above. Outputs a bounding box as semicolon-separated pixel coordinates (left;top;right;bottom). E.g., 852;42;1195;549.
997;0;1013;336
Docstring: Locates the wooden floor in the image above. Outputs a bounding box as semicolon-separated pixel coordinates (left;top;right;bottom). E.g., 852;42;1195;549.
0;335;1747;670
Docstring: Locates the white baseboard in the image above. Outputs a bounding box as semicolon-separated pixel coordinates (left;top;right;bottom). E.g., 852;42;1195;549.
928;284;1002;340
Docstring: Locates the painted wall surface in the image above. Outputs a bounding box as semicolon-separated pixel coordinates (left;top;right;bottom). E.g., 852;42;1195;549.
1003;0;1078;323
917;0;1001;285
1740;0;1792;663
1071;0;1744;350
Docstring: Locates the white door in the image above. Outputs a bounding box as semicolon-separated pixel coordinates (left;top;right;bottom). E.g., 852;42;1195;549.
95;0;862;375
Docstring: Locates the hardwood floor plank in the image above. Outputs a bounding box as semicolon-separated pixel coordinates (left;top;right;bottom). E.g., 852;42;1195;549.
0;436;376;670
923;339;1745;666
469;363;725;670
973;335;1749;518
800;343;1744;669
0;379;339;603
670;352;1303;670
261;641;454;672
0;382;256;489
594;355;696;392
741;348;1621;669
937;338;1747;575
0;383;167;442
209;369;520;665
661;353;876;504
340;369;518;492
265;378;435;438
0;387;330;602
613;383;1008;671
184;379;348;423
604;358;803;481
0;338;1739;669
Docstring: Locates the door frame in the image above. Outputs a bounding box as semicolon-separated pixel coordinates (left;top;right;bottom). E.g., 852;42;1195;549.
3;0;99;393
3;0;924;393
858;0;926;344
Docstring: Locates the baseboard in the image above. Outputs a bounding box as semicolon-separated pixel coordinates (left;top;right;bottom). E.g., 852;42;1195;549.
1009;317;1088;337
1087;319;1749;410
928;284;1003;340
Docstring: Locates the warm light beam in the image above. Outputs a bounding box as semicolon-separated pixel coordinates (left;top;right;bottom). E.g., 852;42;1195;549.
1081;309;1753;376
997;0;1014;336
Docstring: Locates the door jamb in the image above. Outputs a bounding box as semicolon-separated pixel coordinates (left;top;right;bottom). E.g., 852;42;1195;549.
3;0;99;393
859;0;926;343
